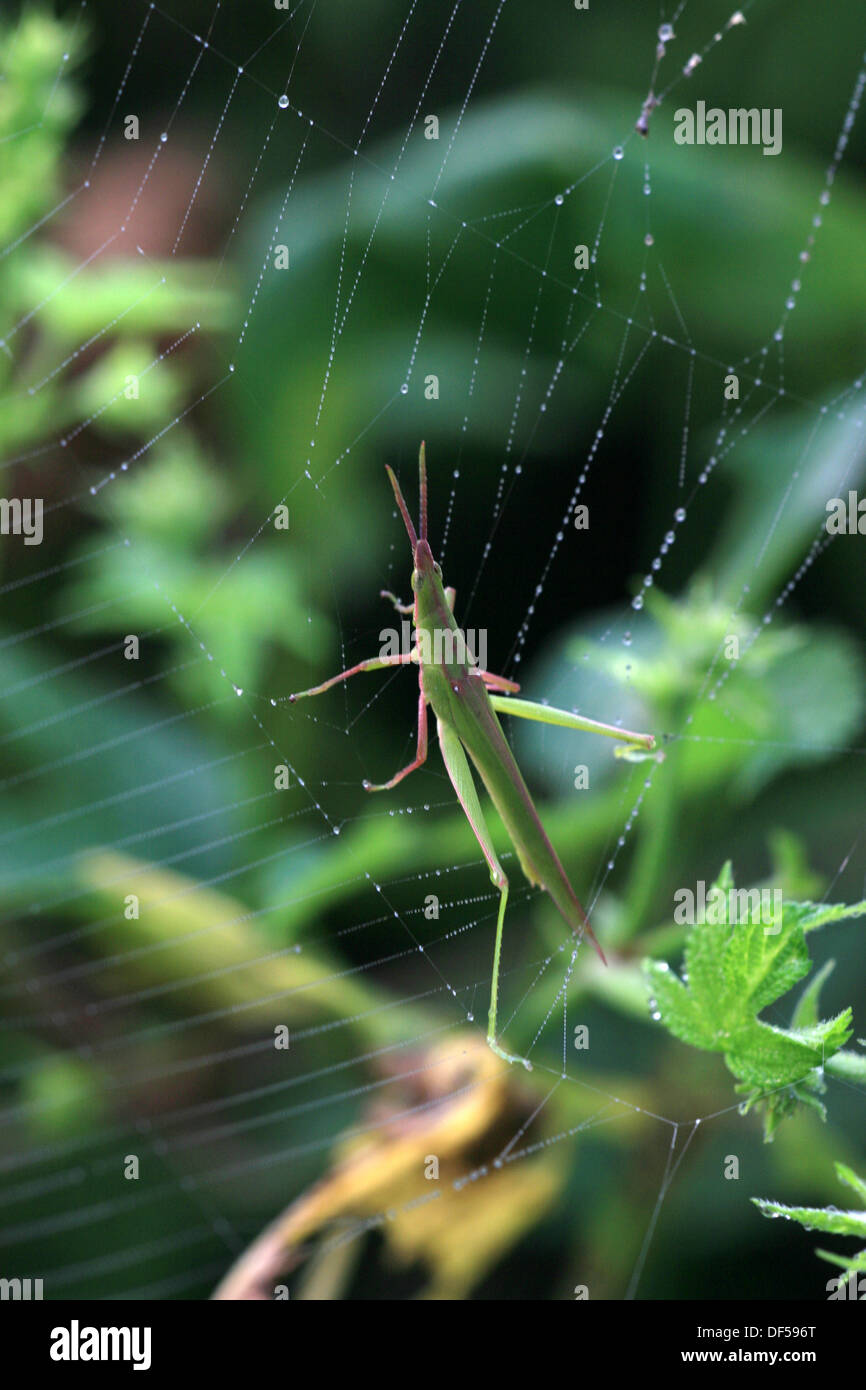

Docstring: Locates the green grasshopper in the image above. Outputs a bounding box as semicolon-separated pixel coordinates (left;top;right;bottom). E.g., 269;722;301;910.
290;445;656;1069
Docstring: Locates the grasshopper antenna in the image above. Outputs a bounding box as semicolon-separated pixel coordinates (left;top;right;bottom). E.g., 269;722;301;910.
418;440;428;543
384;463;418;549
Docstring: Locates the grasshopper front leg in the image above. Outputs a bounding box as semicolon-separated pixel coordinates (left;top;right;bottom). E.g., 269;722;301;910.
288;652;413;702
380;590;414;615
470;669;521;694
363;689;428;791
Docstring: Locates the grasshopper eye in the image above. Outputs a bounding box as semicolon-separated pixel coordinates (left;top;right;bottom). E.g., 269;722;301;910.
433;562;442;577
411;570;421;591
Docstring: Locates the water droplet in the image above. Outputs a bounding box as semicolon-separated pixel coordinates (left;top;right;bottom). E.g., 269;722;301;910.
622;631;632;646
658;23;674;42
160;131;168;143
400;382;409;395
674;507;686;522
631;595;644;611
644;233;654;246
612;145;624;160
278;94;289;109
554;193;564;206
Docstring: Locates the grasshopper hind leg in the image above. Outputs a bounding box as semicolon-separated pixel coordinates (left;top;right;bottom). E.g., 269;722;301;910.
435;716;532;1070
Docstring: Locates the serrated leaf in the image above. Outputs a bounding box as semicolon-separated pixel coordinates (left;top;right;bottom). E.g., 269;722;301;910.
752;1198;866;1238
644;865;861;1133
789;899;866;933
724;907;810;1016
644;960;717;1048
725;1013;851;1088
678;871;811;1031
791;958;835;1028
756;1165;866;1289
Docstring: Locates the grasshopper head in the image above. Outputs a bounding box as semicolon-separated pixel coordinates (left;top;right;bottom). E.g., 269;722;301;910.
385;442;442;590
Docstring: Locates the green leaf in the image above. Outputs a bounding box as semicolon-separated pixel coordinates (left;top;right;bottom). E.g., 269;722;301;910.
836;1163;866;1206
753;1162;866;1291
791;958;835;1028
726;1013;852;1088
711;903;809;1018
756;1162;866;1289
644;960;717;1049
751;1198;866;1238
644;864;859;1136
789;898;866;933
815;1248;866;1272
739;1078;827;1141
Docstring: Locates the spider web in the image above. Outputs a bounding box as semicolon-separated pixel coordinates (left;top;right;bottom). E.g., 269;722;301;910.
1;0;865;1302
